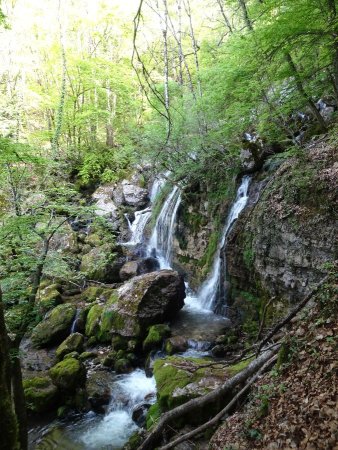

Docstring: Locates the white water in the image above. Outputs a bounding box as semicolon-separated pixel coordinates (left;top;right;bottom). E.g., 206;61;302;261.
124;207;152;246
80;370;156;449
147;185;181;269
70;308;80;334
198;176;250;311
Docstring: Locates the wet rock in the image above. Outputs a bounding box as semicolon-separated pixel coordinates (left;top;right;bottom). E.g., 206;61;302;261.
132;403;151;427
23;376;59;413
211;344;227;357
165;336;188;355
49;358;86;392
20;337;56;371
49;222;79;254
114;358;133;374
86;371;114;412
80;245;122;282
31;303;76;348
56;333;84;361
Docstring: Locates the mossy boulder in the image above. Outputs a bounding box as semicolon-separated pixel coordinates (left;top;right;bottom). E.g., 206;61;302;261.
31;303;76;348
85;304;104;339
164;336;188;355
23;376;58;413
49;358;86;392
153;357;227;411
56;333;84;361
37;284;62;313
104;270;185;339
80;245;125;283
143;324;171;352
80;286;113;303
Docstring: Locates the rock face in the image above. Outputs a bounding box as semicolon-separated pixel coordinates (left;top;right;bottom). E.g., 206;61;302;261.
85;270;185;342
31;303;76;348
171;181;233;288
226;144;337;314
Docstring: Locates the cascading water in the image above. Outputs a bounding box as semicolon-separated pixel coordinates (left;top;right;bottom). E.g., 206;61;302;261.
124;207;152;246
32;370;156;450
147;185;181;269
198;176;250;312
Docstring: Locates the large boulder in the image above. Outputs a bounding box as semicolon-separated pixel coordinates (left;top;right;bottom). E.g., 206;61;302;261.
122;180;149;207
31;304;76;348
23;376;59;413
84;270;185;342
49;358;86;392
119;257;159;282
104;270;185;339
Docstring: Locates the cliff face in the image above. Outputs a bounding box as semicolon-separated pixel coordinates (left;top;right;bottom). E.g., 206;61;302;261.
225;141;337;315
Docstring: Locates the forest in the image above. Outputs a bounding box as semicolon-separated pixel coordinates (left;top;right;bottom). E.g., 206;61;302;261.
0;0;337;449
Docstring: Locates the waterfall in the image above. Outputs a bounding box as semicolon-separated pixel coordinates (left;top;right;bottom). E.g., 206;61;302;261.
70;308;80;334
124;207;152;246
147;185;181;269
198;176;250;312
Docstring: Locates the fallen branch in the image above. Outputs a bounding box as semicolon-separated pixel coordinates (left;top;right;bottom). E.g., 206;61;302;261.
159;354;278;450
256;276;328;355
137;348;279;450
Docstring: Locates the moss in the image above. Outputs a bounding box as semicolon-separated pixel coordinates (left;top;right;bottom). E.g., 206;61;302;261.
227;357;254;376
124;431;143;450
114;358;132;374
153;357;224;410
80;286;111;303
49;358;86;392
23;376;58;413
198;224;221;277
276;342;290;369
146;402;162;429
150;182;173;227
56;333;84;361
37;284;62;313
79;351;97;361
31;303;76;348
85;304;103;338
143;324;171;352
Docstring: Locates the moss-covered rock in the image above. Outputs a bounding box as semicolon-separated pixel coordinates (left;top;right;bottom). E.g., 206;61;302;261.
37;284;62;313
23;376;58;413
143;324;171;352
56;333;84;361
49;358;86;392
79;351;97;361
164;336;188;355
146;402;162;430
86;371;114;412
153;357;227;411
80;245;124;283
85;304;104;338
80;286;113;303
31;303;76;348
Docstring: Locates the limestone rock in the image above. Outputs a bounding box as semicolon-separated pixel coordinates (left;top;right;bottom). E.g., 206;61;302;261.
165;336;188;355
122;180;149;207
92;185;118;219
31;303;76;348
86;371;114;412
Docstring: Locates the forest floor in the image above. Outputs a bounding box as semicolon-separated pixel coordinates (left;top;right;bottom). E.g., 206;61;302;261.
209;270;338;450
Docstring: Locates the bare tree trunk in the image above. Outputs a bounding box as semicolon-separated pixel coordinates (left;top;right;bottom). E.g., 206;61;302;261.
327;0;338;102
216;0;233;34
177;0;183;85
106;82;116;148
162;0;170;112
238;0;253;31
285;52;327;131
183;0;202;97
0;287;19;450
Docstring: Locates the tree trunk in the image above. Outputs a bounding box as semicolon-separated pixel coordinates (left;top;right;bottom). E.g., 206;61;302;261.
162;0;170;112
238;0;253;31
327;0;338;102
0;288;20;450
216;0;233;34
11;342;27;450
285;52;327;132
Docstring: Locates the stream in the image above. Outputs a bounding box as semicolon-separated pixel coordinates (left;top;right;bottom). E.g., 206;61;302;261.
29;176;250;449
